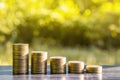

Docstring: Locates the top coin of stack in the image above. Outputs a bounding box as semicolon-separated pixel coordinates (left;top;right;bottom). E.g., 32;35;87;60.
13;44;29;54
31;51;48;74
50;56;66;74
68;61;84;74
86;65;102;73
12;43;29;74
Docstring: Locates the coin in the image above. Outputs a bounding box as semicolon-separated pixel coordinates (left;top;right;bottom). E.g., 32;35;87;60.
13;55;28;60
31;51;47;59
86;65;102;73
12;43;29;74
50;56;66;74
31;51;48;74
68;61;84;74
31;69;46;74
13;69;28;74
13;51;28;56
13;43;29;52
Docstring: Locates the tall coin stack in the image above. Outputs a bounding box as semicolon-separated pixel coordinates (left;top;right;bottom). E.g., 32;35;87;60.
68;61;84;74
13;43;29;74
50;56;66;74
31;51;47;74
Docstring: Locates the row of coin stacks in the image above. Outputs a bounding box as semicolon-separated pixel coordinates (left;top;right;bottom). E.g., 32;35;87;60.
12;43;102;74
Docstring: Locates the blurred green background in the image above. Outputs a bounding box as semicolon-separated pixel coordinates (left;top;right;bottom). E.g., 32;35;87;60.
0;0;120;65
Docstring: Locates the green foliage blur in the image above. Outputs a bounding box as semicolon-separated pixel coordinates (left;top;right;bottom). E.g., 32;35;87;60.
0;0;120;49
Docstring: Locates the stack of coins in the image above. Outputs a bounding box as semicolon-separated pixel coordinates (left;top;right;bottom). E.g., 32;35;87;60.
68;61;84;74
13;43;29;74
31;51;47;74
50;56;66;74
86;65;102;73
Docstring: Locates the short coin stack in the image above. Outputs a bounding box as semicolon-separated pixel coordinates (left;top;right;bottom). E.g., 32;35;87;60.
50;56;66;74
31;51;48;74
86;65;102;73
68;61;84;74
13;43;29;74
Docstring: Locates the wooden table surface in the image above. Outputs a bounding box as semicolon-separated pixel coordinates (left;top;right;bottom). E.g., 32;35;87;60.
0;66;120;80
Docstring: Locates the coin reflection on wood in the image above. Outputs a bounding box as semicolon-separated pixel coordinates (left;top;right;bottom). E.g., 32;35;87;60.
50;56;66;74
12;43;29;74
68;61;84;74
31;51;48;74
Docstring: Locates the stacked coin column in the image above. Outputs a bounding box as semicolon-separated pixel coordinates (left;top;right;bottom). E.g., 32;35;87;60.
13;43;29;74
68;61;84;74
31;51;47;74
50;56;66;74
86;65;102;73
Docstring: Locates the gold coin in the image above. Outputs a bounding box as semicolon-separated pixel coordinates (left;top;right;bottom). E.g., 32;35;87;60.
50;56;66;61
50;65;66;69
13;69;28;74
31;51;47;63
31;58;47;63
50;56;66;65
13;64;28;68
86;65;102;73
31;71;46;74
51;70;66;74
31;64;47;69
13;43;29;52
31;51;47;57
13;42;29;54
68;70;83;73
13;55;28;60
31;51;48;74
31;68;46;71
50;56;66;74
31;67;47;74
68;61;84;73
13;51;29;56
31;62;47;65
13;59;28;63
13;68;28;71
